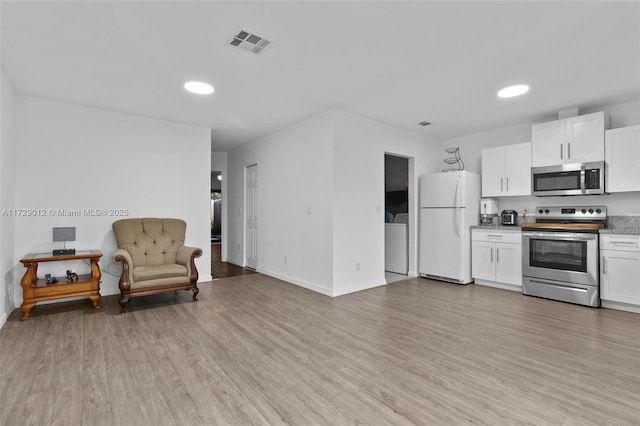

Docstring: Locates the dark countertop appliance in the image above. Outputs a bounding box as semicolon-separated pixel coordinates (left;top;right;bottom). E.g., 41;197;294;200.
501;210;518;226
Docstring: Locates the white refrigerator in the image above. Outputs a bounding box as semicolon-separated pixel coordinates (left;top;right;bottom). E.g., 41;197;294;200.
419;171;481;284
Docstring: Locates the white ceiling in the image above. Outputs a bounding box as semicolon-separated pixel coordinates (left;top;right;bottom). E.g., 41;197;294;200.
2;1;639;151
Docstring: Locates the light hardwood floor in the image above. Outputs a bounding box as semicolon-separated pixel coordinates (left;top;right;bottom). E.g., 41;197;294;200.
1;275;639;425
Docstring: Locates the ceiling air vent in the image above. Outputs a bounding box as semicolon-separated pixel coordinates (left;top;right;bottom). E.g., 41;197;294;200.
229;30;272;54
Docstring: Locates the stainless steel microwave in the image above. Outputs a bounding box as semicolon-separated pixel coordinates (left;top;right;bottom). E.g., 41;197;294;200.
531;161;605;196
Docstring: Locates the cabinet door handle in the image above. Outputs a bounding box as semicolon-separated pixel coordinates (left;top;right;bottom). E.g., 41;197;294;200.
491;248;494;262
506;177;509;192
501;178;503;192
610;241;639;247
603;257;606;275
496;248;499;263
560;144;563;160
568;143;571;159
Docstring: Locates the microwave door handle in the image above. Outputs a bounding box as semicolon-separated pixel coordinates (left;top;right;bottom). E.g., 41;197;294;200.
581;168;586;194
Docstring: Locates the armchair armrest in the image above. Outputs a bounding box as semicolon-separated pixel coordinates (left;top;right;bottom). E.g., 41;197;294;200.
177;245;202;283
113;249;134;291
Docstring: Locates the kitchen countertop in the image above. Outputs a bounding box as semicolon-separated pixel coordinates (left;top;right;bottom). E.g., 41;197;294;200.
600;216;640;235
471;225;522;231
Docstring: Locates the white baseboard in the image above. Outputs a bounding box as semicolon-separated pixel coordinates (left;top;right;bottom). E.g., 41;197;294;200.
601;300;640;314
407;270;418;278
256;268;387;298
257;268;333;297
225;257;244;268
333;279;387;297
474;279;523;292
0;311;7;330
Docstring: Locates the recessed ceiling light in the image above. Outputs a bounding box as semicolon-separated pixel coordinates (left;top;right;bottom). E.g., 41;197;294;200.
184;81;214;95
497;84;529;98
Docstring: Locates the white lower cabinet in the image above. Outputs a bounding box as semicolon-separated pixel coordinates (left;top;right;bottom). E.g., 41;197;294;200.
600;234;640;312
471;229;522;291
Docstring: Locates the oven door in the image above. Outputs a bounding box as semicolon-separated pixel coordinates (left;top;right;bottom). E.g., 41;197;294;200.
522;231;599;286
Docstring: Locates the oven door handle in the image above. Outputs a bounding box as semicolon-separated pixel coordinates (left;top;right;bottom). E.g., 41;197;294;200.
522;232;597;241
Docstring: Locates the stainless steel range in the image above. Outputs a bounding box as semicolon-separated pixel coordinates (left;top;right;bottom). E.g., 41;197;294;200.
522;206;606;307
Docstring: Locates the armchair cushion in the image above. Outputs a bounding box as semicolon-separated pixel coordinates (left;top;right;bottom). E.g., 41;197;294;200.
133;264;187;282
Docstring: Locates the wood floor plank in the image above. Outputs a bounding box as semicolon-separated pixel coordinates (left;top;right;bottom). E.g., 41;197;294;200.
1;275;639;425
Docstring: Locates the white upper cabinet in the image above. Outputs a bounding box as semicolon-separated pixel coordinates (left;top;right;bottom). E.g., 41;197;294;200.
504;143;532;196
481;146;505;197
481;142;531;197
532;111;609;167
605;125;640;193
531;120;564;166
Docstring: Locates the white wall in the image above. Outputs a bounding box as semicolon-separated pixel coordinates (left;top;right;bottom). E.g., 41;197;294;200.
227;111;335;295
0;70;17;327
227;109;440;297
332;110;440;295
441;100;640;216
12;96;212;306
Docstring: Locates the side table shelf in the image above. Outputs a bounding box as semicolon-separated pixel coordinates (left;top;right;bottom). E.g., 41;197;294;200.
19;250;102;320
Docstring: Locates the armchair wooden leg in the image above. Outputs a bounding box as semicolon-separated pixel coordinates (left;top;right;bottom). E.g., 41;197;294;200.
119;293;130;314
192;284;199;301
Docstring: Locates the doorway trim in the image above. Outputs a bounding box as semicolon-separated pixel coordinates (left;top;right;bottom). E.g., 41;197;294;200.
244;164;258;269
384;152;417;278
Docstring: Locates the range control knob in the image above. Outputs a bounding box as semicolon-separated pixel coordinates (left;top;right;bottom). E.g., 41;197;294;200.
581;209;587;214
588;209;594;214
544;209;549;214
538;209;543;214
596;208;602;214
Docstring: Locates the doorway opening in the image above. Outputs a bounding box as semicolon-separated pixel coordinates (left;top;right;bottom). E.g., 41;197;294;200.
211;171;222;243
210;170;257;279
384;154;409;284
211;171;222;279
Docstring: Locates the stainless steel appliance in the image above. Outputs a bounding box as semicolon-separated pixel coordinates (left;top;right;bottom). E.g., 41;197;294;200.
522;205;606;307
480;198;498;225
531;161;605;196
500;210;518;226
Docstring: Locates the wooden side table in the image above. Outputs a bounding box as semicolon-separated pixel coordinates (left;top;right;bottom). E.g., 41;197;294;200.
19;250;102;320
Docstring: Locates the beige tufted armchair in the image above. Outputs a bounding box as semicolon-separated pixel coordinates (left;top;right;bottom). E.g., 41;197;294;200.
112;218;202;313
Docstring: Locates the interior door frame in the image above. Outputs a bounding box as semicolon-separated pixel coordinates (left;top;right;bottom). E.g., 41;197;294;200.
244;163;258;269
384;152;416;277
